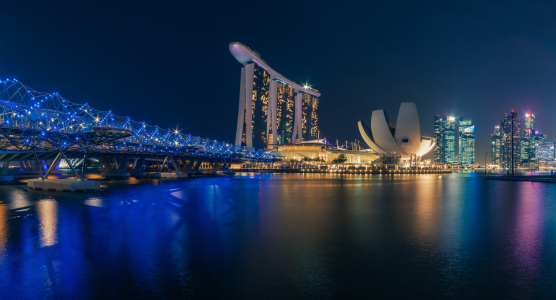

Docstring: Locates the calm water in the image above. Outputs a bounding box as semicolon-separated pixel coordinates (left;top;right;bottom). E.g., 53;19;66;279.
1;173;556;299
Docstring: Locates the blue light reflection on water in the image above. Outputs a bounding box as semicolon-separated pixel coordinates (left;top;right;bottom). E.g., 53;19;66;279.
1;173;556;298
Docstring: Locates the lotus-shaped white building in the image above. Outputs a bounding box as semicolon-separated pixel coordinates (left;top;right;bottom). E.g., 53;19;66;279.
358;102;435;158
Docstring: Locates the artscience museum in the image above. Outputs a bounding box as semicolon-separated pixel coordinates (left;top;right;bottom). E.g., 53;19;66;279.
358;102;435;161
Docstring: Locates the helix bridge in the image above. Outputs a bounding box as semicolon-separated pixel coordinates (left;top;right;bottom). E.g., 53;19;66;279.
0;78;281;179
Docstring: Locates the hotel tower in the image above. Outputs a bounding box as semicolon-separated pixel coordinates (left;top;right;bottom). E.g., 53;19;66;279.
229;42;321;149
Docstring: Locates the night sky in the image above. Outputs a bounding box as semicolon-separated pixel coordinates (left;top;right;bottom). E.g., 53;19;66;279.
1;1;555;161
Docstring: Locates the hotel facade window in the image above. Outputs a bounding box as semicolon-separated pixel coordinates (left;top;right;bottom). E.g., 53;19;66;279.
276;81;294;144
251;64;270;149
302;92;319;141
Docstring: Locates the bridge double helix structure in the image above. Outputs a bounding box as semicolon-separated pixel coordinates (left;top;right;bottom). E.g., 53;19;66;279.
0;78;281;179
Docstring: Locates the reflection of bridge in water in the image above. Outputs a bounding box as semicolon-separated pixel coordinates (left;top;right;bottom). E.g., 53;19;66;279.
0;78;280;180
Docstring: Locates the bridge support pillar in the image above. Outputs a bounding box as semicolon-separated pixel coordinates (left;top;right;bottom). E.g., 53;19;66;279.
0;161;12;182
184;160;195;172
129;157;145;172
129;157;146;177
193;160;203;171
117;157;130;172
101;159;114;172
101;157;130;178
1;161;9;175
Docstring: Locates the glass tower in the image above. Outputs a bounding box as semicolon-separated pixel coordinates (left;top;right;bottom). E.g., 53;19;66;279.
433;116;456;164
458;117;475;166
524;114;534;131
519;114;545;166
500;113;521;169
491;126;502;165
434;116;445;164
444;117;456;163
535;142;555;167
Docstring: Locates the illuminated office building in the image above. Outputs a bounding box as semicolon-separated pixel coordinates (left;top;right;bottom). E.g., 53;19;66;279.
444;117;456;163
433;116;456;164
458;117;475;166
500;113;521;169
520;113;545;165
535;142;555;167
491;126;502;165
524;113;534;131
434;116;444;163
230;42;321;149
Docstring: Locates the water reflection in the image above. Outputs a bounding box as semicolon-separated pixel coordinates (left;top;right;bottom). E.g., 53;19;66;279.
510;183;544;289
0;174;555;298
413;176;442;244
0;205;7;258
35;199;58;247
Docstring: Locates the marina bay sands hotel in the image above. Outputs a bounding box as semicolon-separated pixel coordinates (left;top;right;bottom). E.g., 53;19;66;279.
230;42;321;149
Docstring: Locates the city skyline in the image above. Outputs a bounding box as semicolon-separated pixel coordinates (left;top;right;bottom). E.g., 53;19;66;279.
490;110;554;168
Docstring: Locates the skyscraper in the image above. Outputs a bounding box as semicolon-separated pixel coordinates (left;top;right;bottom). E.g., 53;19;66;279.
524;113;534;132
433;116;456;164
444;117;456;163
500;112;520;169
520;113;534;164
520;113;546;166
230;42;321;149
491;126;502;165
458;117;475;166
535;142;555;167
434;116;445;164
276;81;295;144
302;93;319;142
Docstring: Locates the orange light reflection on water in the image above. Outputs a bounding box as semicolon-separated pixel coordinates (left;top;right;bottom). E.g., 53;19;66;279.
35;200;58;247
0;205;7;258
